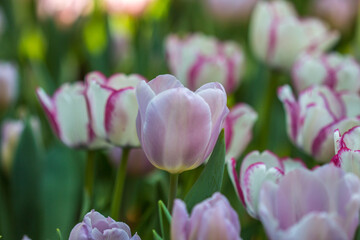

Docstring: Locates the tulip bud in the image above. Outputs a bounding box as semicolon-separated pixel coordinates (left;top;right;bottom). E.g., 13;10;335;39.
108;147;155;176
166;34;244;94
104;0;154;16
278;85;360;162
228;151;306;218
250;0;338;69
136;74;229;174
36;82;108;149
37;0;93;26
85;72;144;148
224;103;257;161
332;126;360;177
312;0;358;32
1;118;40;175
171;193;241;240
0;62;18;111
293;52;360;93
205;0;258;22
69;210;141;240
259;165;360;240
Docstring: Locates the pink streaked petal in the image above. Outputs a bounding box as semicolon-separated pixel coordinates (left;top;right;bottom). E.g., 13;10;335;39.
141;88;212;173
342;126;360;151
85;71;107;85
36;88;60;137
107;73;144;90
227;158;245;205
334;129;342;154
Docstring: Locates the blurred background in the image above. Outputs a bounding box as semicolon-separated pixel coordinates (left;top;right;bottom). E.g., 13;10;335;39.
0;0;359;239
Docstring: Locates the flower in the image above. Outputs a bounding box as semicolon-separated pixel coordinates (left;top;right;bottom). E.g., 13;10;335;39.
312;0;359;32
136;74;229;173
250;0;338;69
332;126;360;177
278;85;360;162
85;72;144;148
69;210;141;240
171;192;241;240
228;150;306;218
37;0;93;26
204;0;258;22
36;82;107;149
258;165;360;240
292;52;360;93
108;147;155;176
1;118;40;175
0;62;18;111
224;103;257;161
103;0;154;16
166;34;244;94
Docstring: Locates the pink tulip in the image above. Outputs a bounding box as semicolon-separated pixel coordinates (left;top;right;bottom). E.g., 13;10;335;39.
205;0;258;22
259;165;360;240
136;74;229;173
0;62;17;111
278;85;360;162
166;34;244;94
224;103;257;161
85;72;145;147
228;150;306;218
103;0;154;16
293;52;360;93
250;0;338;69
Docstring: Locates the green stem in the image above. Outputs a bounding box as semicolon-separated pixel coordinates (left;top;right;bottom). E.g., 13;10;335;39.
167;173;179;211
110;147;131;220
80;150;96;218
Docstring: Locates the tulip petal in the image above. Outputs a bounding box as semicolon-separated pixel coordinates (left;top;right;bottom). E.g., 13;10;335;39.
148;74;183;94
171;199;189;240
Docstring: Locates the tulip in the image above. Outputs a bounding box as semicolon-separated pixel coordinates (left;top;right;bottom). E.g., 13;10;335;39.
293;52;360;93
332;126;360;177
136;74;229;174
1;119;40;175
171;192;241;240
37;0;93;26
104;0;154;16
108;147;155;176
312;0;359;32
85;72;144;148
258;165;360;240
36;82;107;149
224;103;257;161
0;62;18;111
166;34;244;94
69;210;141;240
228;151;306;218
278;85;360;162
250;0;338;69
205;0;258;22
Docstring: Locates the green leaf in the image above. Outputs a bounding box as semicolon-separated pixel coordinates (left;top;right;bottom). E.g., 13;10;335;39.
355;223;360;240
56;228;63;240
41;142;85;240
153;230;163;240
184;130;226;211
11;119;43;239
158;200;171;240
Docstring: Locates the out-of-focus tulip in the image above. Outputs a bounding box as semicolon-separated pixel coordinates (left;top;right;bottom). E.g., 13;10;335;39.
1;118;41;175
205;0;258;22
104;0;154;16
166;34;244;94
228;151;306;218
22;236;31;240
312;0;359;32
69;210;141;240
293;52;360;93
36;83;107;149
136;74;229;174
332;126;360;177
278;85;360;162
86;72;144;148
0;62;18;111
37;0;93;26
250;0;339;70
259;165;360;240
224;103;257;161
108;147;155;176
171;192;241;240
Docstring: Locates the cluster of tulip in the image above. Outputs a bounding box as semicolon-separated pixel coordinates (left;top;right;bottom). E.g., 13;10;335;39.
1;0;360;239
